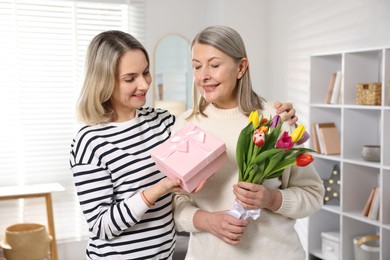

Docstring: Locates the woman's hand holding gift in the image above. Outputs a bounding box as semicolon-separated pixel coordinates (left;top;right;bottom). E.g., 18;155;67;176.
193;210;249;245
142;179;206;207
233;182;282;212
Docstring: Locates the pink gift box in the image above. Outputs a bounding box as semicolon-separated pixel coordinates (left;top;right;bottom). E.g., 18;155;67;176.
151;123;227;192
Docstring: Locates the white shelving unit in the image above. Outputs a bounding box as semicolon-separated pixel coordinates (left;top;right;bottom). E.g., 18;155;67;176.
308;47;390;260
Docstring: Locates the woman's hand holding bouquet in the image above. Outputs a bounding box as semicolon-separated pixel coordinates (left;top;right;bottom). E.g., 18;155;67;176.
228;111;315;220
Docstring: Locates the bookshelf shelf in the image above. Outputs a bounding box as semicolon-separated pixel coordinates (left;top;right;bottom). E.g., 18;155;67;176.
322;205;341;214
308;47;390;260
343;211;380;226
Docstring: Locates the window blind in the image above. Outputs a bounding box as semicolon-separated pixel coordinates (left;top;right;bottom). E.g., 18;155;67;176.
0;0;145;241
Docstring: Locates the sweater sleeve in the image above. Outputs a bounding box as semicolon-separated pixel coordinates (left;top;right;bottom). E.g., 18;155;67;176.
71;163;150;240
275;164;324;218
172;192;200;233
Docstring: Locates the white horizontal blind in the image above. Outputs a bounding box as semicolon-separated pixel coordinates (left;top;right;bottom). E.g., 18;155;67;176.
0;0;145;241
128;0;145;44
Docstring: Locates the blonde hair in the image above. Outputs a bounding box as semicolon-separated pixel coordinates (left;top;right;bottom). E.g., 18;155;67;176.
77;30;149;125
188;25;264;118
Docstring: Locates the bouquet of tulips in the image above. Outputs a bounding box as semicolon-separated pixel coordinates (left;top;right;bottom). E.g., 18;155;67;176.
237;111;314;184
228;110;315;220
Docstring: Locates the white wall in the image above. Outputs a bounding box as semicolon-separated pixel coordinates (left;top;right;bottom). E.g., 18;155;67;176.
266;0;390;125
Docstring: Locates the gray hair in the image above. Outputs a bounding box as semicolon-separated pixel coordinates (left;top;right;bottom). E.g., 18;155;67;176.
189;25;264;118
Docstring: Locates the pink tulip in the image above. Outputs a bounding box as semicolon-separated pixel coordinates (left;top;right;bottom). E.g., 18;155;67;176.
276;131;294;150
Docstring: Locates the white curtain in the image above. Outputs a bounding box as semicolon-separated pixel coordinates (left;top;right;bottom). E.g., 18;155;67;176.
0;0;145;241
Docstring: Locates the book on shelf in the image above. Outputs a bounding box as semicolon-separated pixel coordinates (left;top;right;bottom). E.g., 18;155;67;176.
315;122;341;155
368;187;380;220
362;187;376;217
330;71;342;104
325;72;337;104
310;123;321;153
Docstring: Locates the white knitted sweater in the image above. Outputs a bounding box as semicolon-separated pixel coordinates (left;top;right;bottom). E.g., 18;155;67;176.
172;103;324;260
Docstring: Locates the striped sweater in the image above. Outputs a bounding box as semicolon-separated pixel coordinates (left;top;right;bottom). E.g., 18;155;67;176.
70;107;176;260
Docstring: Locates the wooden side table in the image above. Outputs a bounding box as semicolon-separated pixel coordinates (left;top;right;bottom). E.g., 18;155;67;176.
0;183;65;260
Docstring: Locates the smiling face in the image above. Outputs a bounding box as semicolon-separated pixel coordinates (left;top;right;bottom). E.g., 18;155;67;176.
191;43;247;109
110;49;151;122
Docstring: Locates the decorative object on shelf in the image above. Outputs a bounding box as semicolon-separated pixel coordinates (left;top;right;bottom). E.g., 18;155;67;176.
356;82;382;105
361;145;381;162
353;235;380;260
321;231;340;260
0;223;52;260
323;164;340;205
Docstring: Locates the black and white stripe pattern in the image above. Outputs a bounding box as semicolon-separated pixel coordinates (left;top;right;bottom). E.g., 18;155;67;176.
70;107;176;259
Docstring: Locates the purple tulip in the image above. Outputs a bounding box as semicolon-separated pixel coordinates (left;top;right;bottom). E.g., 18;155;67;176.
296;131;310;145
269;115;281;128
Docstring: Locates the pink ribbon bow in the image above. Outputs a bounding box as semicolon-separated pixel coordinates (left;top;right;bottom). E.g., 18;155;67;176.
157;126;206;161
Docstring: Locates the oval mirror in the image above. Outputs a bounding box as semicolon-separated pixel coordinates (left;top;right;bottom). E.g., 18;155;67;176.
153;34;192;115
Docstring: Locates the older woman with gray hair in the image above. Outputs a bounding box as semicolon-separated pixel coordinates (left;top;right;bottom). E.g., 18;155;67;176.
172;25;324;260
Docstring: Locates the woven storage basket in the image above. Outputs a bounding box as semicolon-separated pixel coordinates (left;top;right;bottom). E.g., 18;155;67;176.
356;82;381;105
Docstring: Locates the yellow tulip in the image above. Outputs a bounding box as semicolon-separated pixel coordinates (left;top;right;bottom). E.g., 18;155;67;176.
248;110;260;129
290;124;305;143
